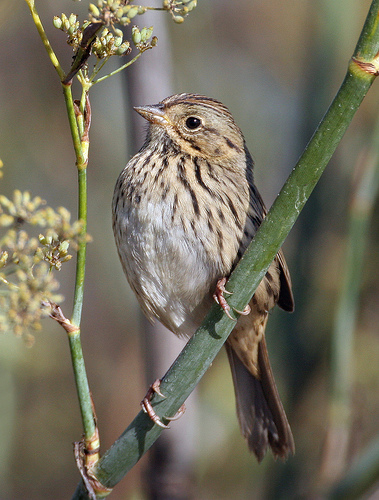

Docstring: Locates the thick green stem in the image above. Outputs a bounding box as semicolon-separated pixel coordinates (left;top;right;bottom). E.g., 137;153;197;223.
225;65;376;311
69;1;379;496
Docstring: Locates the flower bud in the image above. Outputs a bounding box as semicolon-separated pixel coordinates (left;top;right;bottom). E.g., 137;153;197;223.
186;0;197;11
61;13;70;31
119;16;130;25
68;13;77;26
173;15;184;23
140;27;148;41
142;26;153;41
53;16;63;29
132;26;141;44
59;240;70;254
0;214;14;226
68;24;76;36
0;251;8;268
89;3;100;17
116;41;131;55
127;6;139;19
114;28;123;47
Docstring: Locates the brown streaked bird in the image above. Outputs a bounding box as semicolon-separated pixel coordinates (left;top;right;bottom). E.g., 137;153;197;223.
112;93;295;461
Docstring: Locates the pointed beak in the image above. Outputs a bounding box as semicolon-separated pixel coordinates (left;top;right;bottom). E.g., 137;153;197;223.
134;104;169;126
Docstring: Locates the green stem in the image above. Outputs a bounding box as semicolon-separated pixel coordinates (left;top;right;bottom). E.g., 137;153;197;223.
62;84;87;168
67;99;94;443
25;0;95;446
89;56;112;83
93;51;143;84
68;166;97;451
24;0;65;80
71;167;88;326
70;1;379;496
60;81;94;443
67;328;97;438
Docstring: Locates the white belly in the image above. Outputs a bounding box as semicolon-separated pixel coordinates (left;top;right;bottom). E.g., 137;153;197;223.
115;199;219;336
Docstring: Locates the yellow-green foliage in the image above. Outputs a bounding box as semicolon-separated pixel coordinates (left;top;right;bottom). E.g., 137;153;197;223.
0;187;89;343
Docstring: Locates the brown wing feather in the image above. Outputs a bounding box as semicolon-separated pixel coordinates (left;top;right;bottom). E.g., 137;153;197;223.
276;249;294;312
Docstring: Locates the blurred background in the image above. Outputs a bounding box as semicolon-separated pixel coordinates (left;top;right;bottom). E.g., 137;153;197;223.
1;0;379;498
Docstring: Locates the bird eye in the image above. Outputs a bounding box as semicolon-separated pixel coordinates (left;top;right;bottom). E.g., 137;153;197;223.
185;116;202;130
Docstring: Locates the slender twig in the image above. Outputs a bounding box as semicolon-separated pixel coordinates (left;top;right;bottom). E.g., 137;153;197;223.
66;94;97;452
26;0;97;457
62;84;87;169
89;56;112;82
61;81;96;454
70;1;379;498
24;0;65;80
93;51;144;84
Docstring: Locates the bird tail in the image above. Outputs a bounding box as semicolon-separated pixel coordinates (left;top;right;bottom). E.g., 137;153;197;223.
225;338;294;462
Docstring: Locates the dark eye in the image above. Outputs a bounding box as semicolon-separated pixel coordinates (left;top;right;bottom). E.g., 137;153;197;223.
185;116;202;130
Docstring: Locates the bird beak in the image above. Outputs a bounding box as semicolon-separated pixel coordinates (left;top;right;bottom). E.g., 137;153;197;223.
134;105;169;126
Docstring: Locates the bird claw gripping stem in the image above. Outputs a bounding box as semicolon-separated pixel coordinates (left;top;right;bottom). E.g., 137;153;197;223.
213;277;251;320
141;378;186;429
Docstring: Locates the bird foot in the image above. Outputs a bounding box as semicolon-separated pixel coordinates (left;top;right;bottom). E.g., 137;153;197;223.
213;277;251;320
141;379;186;429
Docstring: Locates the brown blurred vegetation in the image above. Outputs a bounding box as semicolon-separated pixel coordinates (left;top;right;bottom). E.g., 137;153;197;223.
1;1;379;499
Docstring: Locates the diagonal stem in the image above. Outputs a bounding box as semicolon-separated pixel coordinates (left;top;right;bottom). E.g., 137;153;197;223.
72;1;379;497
